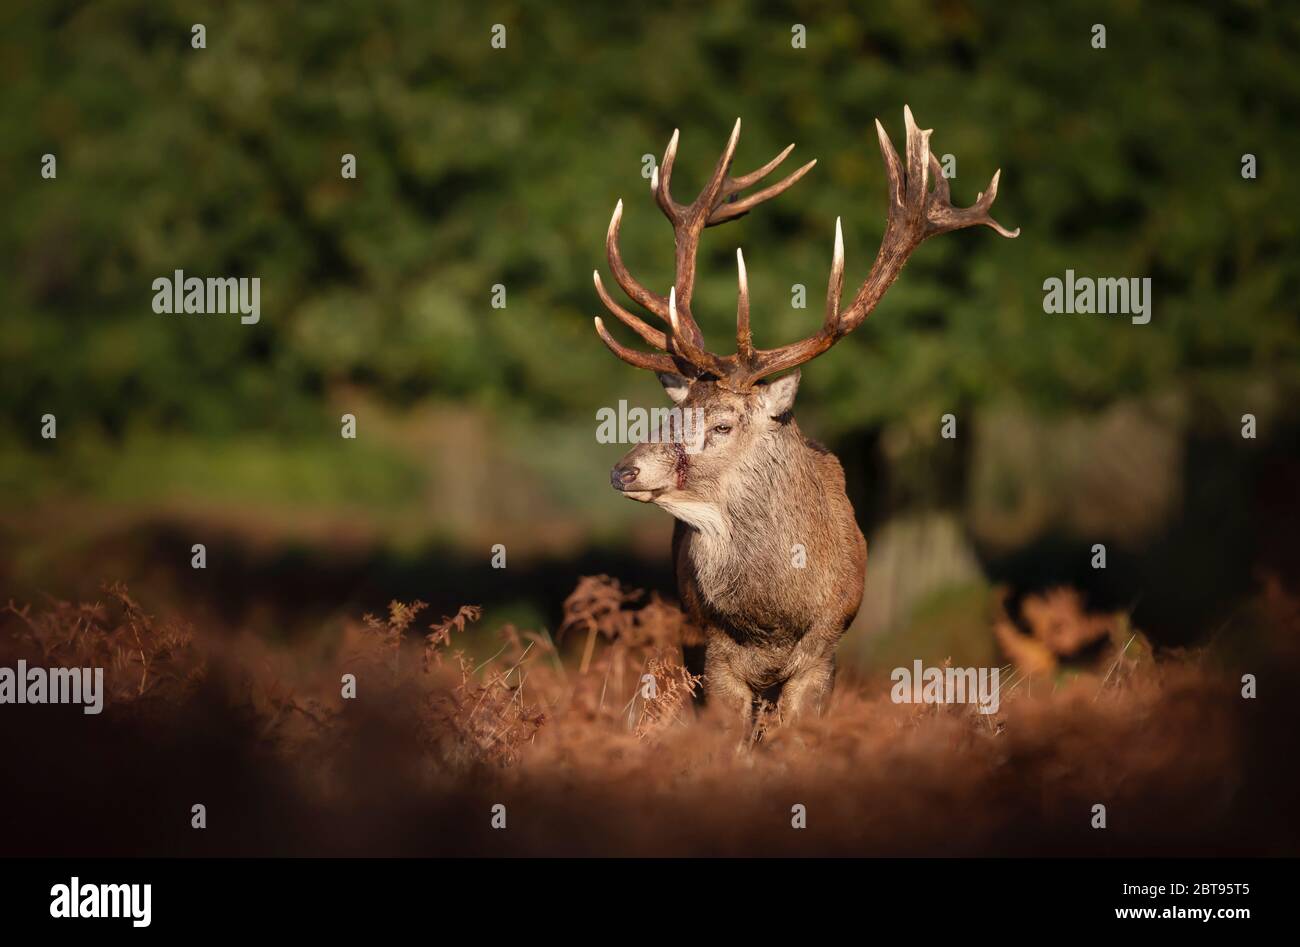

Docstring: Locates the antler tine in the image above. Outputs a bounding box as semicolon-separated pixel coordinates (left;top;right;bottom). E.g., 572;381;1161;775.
698;118;743;212
657;122;804;224
606;199;670;321
875;117;906;210
657;120;745;354
593;270;668;349
927;152;951;205
735;249;753;362
902;105;932;213
728;142;795;191
926;160;1020;239
708;157;818;226
824;110;920;338
668;119;819;356
593;316;679;373
726;219;843;384
668;288;728;377
652;129;682;222
825;217;846;332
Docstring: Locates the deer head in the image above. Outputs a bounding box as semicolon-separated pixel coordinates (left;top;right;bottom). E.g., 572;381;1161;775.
596;107;1018;516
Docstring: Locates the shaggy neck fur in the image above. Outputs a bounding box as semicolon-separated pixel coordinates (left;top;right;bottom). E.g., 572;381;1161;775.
664;420;831;630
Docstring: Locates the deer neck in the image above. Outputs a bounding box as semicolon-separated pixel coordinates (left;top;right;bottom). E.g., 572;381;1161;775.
670;422;821;597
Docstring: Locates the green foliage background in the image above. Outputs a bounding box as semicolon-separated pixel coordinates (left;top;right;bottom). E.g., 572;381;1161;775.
1;1;1297;573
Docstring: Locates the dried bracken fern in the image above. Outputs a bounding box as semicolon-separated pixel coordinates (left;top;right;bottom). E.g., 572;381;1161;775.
5;571;1290;858
2;582;205;705
1022;587;1116;656
633;654;701;738
424;604;481;670
257;670;337;742
557;575;693;726
422;617;546;767
993;585;1151;679
356;599;427;674
560;574;643;673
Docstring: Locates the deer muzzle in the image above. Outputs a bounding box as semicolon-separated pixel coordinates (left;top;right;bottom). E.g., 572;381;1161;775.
610;447;672;502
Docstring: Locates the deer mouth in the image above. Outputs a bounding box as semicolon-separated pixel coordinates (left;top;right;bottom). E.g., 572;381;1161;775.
620;487;666;503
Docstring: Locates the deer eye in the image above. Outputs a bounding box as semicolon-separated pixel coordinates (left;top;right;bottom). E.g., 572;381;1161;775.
712;423;732;435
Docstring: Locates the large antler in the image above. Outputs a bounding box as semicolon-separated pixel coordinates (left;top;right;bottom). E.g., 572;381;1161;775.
593;107;1018;389
737;106;1019;383
593;118;815;377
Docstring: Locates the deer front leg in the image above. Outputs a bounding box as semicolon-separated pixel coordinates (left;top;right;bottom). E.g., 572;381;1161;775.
777;651;837;723
703;635;756;734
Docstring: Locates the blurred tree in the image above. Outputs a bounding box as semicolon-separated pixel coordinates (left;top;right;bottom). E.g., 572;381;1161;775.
1;0;1297;443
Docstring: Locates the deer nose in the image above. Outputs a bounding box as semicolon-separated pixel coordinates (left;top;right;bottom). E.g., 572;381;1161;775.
611;463;640;490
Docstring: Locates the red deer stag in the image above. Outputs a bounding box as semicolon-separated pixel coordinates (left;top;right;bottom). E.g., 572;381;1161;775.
593;107;1017;731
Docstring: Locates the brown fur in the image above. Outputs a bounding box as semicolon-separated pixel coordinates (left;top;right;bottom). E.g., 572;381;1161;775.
611;374;866;729
597;111;1020;731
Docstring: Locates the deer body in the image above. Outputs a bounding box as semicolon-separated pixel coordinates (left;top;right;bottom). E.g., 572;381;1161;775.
593;108;1016;729
671;419;866;724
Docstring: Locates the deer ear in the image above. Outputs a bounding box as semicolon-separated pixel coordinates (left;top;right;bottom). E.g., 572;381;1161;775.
760;370;800;418
657;372;692;405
